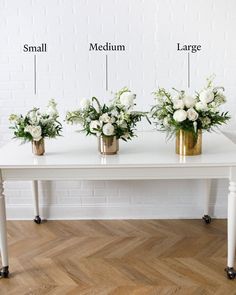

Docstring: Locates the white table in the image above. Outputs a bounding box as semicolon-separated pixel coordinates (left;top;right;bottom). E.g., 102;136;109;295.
0;131;236;279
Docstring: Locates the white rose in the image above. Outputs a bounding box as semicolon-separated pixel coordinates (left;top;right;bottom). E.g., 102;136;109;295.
187;108;198;121
24;125;33;134
195;102;208;111
80;98;90;109
99;113;110;123
119;91;136;108
110;116;116;123
199;89;214;104
90;120;101;133
173;99;184;109
173;110;187;122
30;126;42;141
183;95;196;108
102;123;115;136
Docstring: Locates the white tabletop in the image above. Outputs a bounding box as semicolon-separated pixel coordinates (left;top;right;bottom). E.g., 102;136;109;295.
0;131;235;168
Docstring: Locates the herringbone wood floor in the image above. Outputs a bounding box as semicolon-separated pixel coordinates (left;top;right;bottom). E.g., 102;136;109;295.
0;219;235;295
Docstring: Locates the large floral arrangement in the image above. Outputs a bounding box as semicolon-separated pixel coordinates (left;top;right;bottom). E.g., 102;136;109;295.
9;99;62;142
151;76;230;137
66;88;147;141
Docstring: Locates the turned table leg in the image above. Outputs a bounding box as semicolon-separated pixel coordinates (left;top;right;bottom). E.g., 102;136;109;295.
202;179;212;224
225;180;236;279
32;181;41;224
0;171;9;278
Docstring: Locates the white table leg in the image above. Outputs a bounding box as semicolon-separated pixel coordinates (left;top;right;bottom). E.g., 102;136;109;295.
32;181;41;224
0;171;9;278
225;180;236;279
202;179;212;224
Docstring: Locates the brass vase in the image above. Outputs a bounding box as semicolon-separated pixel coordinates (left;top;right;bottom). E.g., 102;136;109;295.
32;139;45;156
98;136;119;155
176;129;202;156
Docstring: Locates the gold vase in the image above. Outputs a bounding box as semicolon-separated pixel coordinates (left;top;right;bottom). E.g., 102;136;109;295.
176;129;202;156
98;136;119;155
32;139;45;156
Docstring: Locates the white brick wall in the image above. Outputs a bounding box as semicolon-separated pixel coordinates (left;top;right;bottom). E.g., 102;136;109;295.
0;0;235;219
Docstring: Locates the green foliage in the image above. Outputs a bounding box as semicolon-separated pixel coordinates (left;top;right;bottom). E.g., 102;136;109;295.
66;88;149;141
151;77;230;138
9;100;62;143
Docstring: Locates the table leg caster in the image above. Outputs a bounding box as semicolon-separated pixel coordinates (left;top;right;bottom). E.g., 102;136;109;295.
34;215;42;224
225;267;236;279
0;266;9;278
202;215;212;224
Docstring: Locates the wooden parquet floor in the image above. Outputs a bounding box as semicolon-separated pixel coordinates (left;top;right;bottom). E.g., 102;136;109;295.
0;219;235;295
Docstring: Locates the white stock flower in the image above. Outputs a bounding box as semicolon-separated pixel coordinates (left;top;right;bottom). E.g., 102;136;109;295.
173;99;184;109
119;91;136;108
80;98;90;109
187;108;198;121
102;123;115;136
47;99;58;117
199;89;214;104
195;102;208;111
25;125;42;141
89;120;101;133
173;109;187;122
183;95;196;108
163;117;170;127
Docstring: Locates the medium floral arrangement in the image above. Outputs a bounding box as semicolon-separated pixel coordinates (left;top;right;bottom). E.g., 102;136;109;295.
151;76;230;137
9;99;62;143
66;88;147;141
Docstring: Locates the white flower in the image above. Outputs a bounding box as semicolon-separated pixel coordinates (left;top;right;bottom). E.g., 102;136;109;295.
110;116;116;123
99;113;110;123
25;125;42;141
199;89;214;104
111;109;118;117
183;95;196;108
214;92;226;105
24;125;33;134
187;108;198;121
119;91;136;108
163;117;170;127
195;102;208;111
173;99;184;109
102;123;115;136
46;99;58;117
173;110;187;122
89;120;101;133
28;110;39;124
31;126;42;141
80;98;90;109
200;116;211;127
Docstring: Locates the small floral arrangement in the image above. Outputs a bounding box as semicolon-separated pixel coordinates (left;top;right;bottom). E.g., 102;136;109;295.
66;88;147;141
9;99;62;143
151;76;230;138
